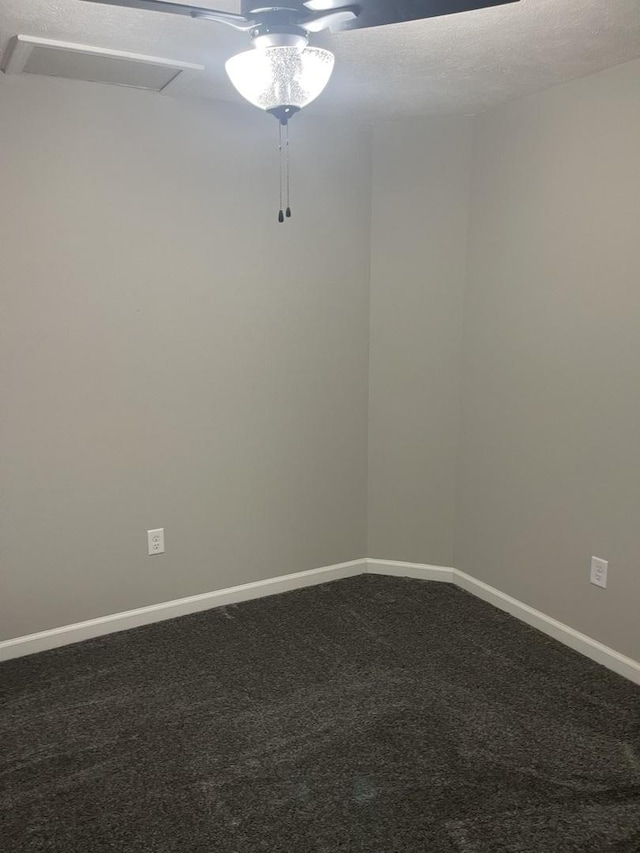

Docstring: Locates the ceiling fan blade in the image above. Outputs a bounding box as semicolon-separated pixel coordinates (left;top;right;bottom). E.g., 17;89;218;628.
304;0;518;29
80;0;255;30
301;7;359;32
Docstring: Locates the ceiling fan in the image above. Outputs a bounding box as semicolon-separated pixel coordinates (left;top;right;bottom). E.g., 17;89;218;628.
81;0;519;220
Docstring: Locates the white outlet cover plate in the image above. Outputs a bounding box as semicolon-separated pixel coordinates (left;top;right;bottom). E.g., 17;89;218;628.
147;528;165;555
590;556;608;589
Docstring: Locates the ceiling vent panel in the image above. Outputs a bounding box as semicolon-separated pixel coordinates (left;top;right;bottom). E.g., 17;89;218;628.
1;36;204;93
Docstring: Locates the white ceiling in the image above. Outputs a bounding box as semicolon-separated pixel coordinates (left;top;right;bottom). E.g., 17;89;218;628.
1;0;640;116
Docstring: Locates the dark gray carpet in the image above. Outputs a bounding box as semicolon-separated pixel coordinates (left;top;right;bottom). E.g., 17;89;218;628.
1;575;639;852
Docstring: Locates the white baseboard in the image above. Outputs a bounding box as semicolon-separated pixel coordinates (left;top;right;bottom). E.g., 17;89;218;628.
3;555;639;688
366;558;454;583
452;568;640;686
0;558;366;662
365;558;640;687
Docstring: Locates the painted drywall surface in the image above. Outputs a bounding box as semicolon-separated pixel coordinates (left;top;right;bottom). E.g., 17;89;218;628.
455;60;640;661
368;118;473;566
0;74;371;640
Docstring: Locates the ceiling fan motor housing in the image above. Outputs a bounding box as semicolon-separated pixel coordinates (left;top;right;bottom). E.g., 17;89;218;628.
241;3;314;48
250;24;309;50
241;1;310;17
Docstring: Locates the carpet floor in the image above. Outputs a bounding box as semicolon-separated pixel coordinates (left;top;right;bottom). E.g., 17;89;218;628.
1;574;639;852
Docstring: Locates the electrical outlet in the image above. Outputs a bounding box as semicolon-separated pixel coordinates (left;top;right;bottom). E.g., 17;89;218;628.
147;528;164;555
590;556;607;589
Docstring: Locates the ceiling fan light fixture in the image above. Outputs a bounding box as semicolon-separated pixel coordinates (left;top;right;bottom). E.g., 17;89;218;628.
78;0;522;222
225;45;335;115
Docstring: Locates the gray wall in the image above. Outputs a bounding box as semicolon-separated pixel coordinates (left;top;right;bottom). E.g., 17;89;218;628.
0;74;371;640
4;61;639;662
456;60;640;661
368;118;473;566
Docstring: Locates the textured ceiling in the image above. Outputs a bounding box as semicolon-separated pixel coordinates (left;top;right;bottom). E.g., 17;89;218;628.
1;0;640;116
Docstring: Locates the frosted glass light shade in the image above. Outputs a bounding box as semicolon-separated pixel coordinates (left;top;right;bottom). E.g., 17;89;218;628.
225;46;334;112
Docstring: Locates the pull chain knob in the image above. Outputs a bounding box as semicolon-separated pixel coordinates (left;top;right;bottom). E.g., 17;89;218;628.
285;121;292;219
277;116;293;223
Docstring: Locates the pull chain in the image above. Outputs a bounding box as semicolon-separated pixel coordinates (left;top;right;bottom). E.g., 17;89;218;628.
278;122;284;223
285;121;291;218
